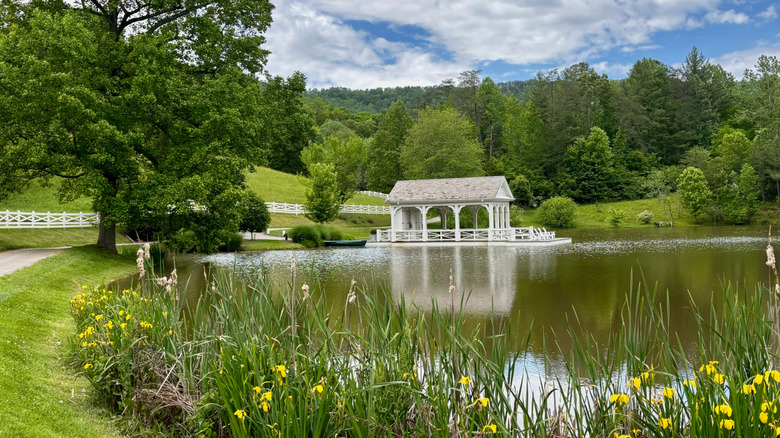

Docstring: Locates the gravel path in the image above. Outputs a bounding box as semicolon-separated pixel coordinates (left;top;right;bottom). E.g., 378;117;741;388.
0;248;65;276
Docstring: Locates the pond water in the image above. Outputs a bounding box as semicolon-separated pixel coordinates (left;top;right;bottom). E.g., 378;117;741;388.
149;225;778;364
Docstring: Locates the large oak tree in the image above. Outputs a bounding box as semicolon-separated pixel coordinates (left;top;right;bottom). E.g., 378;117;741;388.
0;0;296;252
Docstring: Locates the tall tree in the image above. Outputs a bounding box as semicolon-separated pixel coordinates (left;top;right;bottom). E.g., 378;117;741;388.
564;127;615;203
458;70;482;140
677;167;712;223
302;136;367;204
264;73;317;174
476;77;507;157
0;2;279;252
401;106;484;179
366;100;413;192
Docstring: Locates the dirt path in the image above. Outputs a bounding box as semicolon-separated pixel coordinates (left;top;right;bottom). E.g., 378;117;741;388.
0;247;66;276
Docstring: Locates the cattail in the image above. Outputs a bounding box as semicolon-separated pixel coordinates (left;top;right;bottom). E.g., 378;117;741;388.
302;283;310;301
170;269;177;288
136;248;145;279
143;242;151;261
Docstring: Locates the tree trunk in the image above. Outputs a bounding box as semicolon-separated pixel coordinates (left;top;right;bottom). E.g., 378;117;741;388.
97;211;117;253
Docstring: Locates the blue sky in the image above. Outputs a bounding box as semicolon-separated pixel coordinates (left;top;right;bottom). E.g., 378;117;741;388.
263;1;780;89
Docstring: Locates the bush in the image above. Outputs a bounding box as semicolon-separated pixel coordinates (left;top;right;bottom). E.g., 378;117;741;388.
166;230;198;253
636;210;654;224
537;196;576;228
217;232;243;252
288;225;345;248
607;208;626;228
509;205;524;227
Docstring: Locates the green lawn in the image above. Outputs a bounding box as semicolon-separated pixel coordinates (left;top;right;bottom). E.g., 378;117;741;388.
0;247;136;438
242;240;304;251
521;196;698;229
0;229;132;252
245;167;386;205
0;179;93;212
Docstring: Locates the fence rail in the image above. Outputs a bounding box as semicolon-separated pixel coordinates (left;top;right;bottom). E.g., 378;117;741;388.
358;190;388;199
0;210;99;229
265;202;390;215
1;201;392;229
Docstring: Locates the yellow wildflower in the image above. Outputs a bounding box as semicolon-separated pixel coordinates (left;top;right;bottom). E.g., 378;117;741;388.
658;417;672;430
259;401;270;412
614;434;630;438
472;397;489;407
82;285;88;290
760;412;769;424
763;401;771;412
253;386;262;394
458;376;472;386
84;363;93;370
609;394;629;404
720;419;734;430
234;409;246;421
682;380;697;388
482;424;497;433
168;330;173;335
662;387;676;399
715;404;733;417
641;371;650;381
119;310;125;316
274;365;286;378
756;374;765;385
714;373;725;384
262;391;272;402
775;426;780;437
95;315;104;321
743;384;756;395
311;384;324;395
627;377;641;389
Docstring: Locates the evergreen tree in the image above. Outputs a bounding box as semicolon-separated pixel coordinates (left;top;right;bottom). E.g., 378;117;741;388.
565;127;615;203
366;101;413;192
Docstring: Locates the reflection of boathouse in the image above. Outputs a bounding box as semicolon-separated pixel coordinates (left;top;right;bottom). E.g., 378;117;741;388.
375;176;570;246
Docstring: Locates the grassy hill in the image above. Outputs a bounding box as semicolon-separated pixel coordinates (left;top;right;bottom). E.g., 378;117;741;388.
245;167;386;205
0;168;387;214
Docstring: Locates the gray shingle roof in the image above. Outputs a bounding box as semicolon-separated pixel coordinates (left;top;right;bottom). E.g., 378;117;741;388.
386;176;513;203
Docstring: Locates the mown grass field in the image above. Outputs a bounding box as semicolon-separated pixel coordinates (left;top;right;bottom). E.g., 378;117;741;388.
0;229;132;252
245;167;386;205
0;247;136;438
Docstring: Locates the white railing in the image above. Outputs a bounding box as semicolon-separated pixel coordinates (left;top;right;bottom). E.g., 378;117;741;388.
358;190;389;199
375;227;557;243
265;202;390;215
0;210;99;229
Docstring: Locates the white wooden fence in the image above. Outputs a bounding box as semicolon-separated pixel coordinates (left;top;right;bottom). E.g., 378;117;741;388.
265;202;390;215
0;210;99;229
358;190;388;199
0;202;391;229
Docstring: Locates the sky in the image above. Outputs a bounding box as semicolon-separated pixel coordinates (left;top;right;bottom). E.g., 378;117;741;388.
261;0;780;90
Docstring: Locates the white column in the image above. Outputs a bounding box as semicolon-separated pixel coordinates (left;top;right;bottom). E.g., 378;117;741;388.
487;203;494;241
439;207;447;230
472;207;479;230
454;205;462;241
420;206;428;241
391;206;398;241
506;204;511;228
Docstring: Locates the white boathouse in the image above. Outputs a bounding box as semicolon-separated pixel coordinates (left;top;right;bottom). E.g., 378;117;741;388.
375;176;568;245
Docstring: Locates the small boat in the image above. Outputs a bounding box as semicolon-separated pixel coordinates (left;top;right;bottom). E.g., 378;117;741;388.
323;240;367;247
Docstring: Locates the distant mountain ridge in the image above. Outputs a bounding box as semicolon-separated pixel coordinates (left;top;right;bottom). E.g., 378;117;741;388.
305;80;532;114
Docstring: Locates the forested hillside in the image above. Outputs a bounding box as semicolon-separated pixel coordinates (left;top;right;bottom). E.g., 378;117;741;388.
294;48;780;225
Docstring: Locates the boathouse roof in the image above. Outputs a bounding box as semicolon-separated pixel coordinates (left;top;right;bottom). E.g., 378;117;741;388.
386;176;514;204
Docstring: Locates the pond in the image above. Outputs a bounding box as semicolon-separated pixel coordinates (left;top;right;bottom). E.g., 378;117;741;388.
150;225;776;364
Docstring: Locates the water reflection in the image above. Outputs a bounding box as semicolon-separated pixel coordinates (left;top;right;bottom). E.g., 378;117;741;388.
198;226;774;356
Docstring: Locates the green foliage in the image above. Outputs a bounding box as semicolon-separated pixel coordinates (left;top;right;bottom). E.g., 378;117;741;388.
366;100;413;192
677;167;712;223
302;136;367;203
0;3;278;252
303;163;340;224
636;210;654;224
537;196;577;228
509;174;533;206
238;191;271;235
565;127;615;203
287;224;345;248
218;232;244;252
264;73;317;174
606;208;627;227
720;164;761;224
401;106;484;179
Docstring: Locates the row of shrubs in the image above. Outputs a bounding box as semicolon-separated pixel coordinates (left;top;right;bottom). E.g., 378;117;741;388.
288;224;354;248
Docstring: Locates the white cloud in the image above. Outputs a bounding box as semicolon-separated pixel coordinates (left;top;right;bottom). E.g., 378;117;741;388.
263;0;758;88
711;41;780;78
757;4;778;21
589;61;634;77
704;8;751;24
